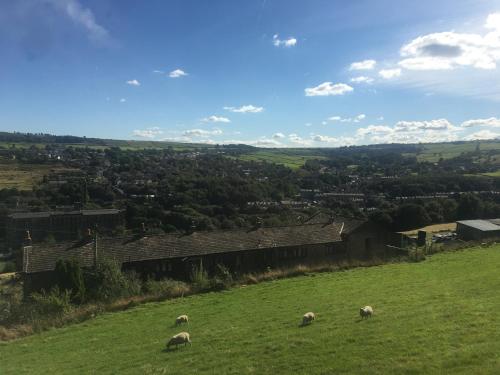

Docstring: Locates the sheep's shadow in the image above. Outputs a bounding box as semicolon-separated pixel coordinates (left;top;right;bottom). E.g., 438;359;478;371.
162;345;190;353
298;322;313;328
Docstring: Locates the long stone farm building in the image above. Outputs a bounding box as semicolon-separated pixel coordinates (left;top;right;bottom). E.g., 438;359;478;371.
22;219;395;292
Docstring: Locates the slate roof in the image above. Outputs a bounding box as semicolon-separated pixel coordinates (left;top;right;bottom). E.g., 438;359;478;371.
457;220;500;232
10;209;121;220
22;220;364;274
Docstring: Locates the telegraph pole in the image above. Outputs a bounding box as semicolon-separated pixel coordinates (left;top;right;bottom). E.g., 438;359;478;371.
93;225;98;268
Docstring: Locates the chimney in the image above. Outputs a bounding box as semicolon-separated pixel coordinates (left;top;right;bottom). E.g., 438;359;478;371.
24;230;32;246
141;222;147;237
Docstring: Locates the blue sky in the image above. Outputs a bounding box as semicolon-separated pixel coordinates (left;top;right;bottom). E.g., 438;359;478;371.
1;0;500;147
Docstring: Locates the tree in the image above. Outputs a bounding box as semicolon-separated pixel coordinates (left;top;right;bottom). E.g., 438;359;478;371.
457;193;484;220
393;204;431;231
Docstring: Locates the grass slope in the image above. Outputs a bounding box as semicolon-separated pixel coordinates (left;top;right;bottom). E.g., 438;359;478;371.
2;246;500;374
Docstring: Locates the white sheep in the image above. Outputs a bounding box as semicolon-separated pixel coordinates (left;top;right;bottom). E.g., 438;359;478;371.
166;332;191;349
359;306;374;319
302;312;316;325
175;314;189;326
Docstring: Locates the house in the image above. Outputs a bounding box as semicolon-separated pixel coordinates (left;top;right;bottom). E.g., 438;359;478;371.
456;219;500;241
21;219;395;293
6;209;124;248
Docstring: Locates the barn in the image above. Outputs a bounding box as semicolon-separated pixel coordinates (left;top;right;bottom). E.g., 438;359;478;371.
21;219;394;293
456;219;500;241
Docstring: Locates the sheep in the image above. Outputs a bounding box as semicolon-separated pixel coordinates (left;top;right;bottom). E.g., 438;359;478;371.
166;332;191;349
175;314;189;326
302;312;316;325
359;306;374;319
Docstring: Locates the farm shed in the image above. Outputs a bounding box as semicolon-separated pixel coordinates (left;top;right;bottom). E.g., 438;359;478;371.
21;219;394;293
456;220;500;241
6;209;124;248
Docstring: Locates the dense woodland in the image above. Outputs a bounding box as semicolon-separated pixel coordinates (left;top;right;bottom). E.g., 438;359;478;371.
1;132;500;241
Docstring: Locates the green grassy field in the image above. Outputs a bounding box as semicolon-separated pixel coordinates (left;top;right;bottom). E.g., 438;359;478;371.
481;170;500;177
0;158;81;190
230;149;326;169
0;161;52;190
2;246;500;374
409;141;500;162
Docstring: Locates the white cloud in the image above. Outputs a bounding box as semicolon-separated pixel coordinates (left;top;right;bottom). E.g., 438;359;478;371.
222;138;284;147
379;68;402;79
355;118;462;144
288;133;312;146
313;134;338;143
305;82;353;96
305;123;313;127
183;128;223;137
356;125;393;137
273;34;297;47
398;13;500;71
120;98;126;103
126;79;140;86
252;138;283;147
350;76;374;84
153;70;164;74
202;115;231;123
328;114;366;123
132;127;163;139
461;117;500;128
349;59;376;70
463;129;500;140
161;136;192;143
169;69;188;78
273;132;285;139
48;0;110;44
223;105;264;113
394;119;459;132
486;13;500;30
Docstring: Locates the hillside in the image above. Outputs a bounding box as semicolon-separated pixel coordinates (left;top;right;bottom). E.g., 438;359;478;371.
2;246;500;374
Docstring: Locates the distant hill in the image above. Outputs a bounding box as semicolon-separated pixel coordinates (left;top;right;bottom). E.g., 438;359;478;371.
1;130;499;166
0;132;255;152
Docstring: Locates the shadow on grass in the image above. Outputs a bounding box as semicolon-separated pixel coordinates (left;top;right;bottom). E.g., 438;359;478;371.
162;346;191;353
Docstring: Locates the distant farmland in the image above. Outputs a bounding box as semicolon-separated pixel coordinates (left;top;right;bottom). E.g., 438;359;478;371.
409;141;500;162
0;159;76;191
2;245;500;374
229;149;326;169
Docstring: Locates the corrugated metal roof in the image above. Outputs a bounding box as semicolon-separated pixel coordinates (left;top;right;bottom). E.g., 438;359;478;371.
23;220;365;274
457;220;500;231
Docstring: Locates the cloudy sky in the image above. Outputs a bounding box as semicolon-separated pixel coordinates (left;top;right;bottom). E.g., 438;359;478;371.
1;0;500;147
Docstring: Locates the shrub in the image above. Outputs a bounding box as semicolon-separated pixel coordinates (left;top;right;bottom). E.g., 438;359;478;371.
85;259;133;301
190;263;211;290
213;263;233;290
29;287;72;318
54;259;86;303
143;279;190;298
1;261;16;273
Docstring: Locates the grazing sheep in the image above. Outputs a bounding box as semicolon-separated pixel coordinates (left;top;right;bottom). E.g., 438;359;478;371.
359;306;374;319
175;314;189;326
302;312;316;325
166;332;191;349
